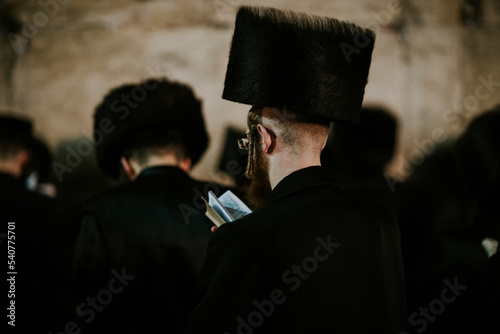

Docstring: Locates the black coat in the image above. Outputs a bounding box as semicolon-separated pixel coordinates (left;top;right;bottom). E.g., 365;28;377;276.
185;166;406;334
73;166;226;334
489;252;500;333
0;173;62;332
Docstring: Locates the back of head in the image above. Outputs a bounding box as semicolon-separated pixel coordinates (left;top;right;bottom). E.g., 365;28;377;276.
0;113;44;179
94;78;209;179
0;113;34;158
247;106;330;158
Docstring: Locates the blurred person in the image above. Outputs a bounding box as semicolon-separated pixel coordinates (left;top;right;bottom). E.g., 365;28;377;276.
0;113;62;332
454;105;500;333
394;141;487;334
321;106;398;211
48;138;119;332
50;138;117;249
24;135;57;197
185;7;406;334
72;78;227;334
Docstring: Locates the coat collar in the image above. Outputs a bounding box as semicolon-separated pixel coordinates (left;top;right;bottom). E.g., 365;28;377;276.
137;165;189;179
262;166;342;208
0;172;22;186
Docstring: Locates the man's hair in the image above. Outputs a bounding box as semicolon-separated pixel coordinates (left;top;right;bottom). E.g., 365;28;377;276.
93;77;209;178
123;138;187;168
0;114;33;161
247;106;330;156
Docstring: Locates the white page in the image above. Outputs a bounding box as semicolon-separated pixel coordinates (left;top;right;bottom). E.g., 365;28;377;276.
218;190;252;221
208;191;234;223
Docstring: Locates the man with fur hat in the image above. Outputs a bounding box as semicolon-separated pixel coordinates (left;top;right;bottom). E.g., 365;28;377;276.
185;7;406;333
73;78;226;334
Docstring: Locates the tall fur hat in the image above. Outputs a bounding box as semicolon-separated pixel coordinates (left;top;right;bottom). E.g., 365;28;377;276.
223;6;375;123
94;78;209;179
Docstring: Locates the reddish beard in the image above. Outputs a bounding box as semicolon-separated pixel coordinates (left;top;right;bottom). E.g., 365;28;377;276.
245;142;272;209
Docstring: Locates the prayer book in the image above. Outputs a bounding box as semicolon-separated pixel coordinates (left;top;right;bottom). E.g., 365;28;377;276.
203;190;252;226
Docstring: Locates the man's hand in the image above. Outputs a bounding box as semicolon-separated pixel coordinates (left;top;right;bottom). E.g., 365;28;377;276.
211;226;218;233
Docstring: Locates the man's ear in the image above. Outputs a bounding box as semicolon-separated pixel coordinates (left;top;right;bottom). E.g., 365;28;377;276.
257;124;274;154
322;138;328;150
120;157;137;180
17;149;31;170
178;157;192;173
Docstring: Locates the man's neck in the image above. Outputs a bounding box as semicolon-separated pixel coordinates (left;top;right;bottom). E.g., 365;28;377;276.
140;155;182;171
0;161;22;178
268;153;321;189
131;154;191;179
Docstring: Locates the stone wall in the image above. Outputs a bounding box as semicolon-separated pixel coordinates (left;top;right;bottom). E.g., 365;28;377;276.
1;0;500;183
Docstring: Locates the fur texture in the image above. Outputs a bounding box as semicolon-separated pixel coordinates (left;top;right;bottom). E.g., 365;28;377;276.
94;78;209;179
223;6;375;123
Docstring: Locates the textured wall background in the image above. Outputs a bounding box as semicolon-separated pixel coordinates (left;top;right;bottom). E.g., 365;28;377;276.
1;0;500;184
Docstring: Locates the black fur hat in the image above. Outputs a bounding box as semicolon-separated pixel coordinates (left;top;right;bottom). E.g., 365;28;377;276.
223;6;375;123
94;78;209;179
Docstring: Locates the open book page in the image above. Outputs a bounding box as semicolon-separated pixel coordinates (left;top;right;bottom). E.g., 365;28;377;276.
218;190;252;221
208;191;234;223
202;198;227;227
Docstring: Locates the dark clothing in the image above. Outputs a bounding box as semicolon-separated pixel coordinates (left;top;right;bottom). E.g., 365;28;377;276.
185;166;406;334
73;166;224;334
329;165;397;212
0;172;61;333
488;252;500;333
392;146;495;333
